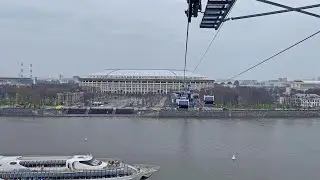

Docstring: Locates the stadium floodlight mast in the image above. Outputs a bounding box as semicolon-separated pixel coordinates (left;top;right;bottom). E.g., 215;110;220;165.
190;0;320;29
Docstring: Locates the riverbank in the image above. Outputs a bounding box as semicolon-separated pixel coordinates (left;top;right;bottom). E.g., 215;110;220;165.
1;108;320;118
158;109;320;118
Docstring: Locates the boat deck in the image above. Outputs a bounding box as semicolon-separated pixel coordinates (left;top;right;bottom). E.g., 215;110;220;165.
18;156;73;161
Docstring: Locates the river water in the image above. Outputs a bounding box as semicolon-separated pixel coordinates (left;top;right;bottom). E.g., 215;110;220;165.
0;117;319;180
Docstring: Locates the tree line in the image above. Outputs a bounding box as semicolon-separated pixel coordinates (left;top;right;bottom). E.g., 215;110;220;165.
2;82;319;108
199;86;286;106
0;84;82;107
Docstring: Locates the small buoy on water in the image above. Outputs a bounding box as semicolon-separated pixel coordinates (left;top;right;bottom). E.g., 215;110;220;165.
85;137;88;141
232;154;236;160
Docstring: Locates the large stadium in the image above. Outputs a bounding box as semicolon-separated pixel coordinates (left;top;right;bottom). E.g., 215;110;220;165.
78;69;215;94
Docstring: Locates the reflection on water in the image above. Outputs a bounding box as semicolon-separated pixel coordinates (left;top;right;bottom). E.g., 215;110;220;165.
0;117;320;180
179;119;191;155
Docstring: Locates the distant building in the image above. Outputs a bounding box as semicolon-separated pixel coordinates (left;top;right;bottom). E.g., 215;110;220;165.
78;69;215;94
0;77;33;86
238;78;291;88
279;96;285;104
239;80;259;86
263;79;290;88
35;78;60;85
291;93;320;108
224;78;320;91
223;83;236;88
56;92;85;106
34;76;77;85
284;87;291;95
278;95;291;106
291;80;320;91
59;78;77;84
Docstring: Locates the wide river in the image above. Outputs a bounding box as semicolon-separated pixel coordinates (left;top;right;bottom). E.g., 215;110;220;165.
0;117;319;180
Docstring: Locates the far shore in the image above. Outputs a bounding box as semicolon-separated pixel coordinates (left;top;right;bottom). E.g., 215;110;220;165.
1;107;320;119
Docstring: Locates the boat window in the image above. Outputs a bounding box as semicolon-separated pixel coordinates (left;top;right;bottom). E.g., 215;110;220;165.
19;160;67;167
79;159;102;166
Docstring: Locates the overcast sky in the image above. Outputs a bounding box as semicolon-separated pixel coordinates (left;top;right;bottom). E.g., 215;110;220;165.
0;0;319;80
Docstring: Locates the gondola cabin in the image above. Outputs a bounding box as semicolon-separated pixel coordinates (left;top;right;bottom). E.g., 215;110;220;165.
204;95;214;105
177;99;189;109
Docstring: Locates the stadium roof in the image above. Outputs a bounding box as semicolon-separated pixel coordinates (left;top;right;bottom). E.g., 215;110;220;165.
84;69;212;80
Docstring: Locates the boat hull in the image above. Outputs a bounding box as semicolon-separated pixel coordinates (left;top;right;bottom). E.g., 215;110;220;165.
0;174;143;180
0;171;143;180
0;155;157;180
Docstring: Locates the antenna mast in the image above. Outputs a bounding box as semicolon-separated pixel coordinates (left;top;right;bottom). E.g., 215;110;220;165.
19;62;24;78
29;64;33;78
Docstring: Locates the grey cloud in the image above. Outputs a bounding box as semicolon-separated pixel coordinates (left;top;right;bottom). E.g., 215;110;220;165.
0;0;319;80
0;4;71;21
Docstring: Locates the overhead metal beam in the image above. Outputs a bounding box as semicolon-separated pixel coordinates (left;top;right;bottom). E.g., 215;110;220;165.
224;4;320;22
200;0;237;29
257;0;320;19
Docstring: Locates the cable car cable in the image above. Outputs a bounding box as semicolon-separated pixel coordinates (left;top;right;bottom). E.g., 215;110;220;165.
193;23;224;73
225;29;320;82
183;22;191;90
192;2;237;72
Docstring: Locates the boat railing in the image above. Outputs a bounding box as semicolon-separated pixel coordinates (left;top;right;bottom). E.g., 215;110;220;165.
12;159;124;170
0;164;136;179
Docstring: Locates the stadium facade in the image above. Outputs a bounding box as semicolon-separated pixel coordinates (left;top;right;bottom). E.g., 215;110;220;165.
78;69;214;94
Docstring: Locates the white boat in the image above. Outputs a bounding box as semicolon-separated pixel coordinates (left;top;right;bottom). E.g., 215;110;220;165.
0;154;159;180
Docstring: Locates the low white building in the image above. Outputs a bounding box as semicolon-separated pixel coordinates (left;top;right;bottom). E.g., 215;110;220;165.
263;79;290;88
291;80;320;91
291;93;320;108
